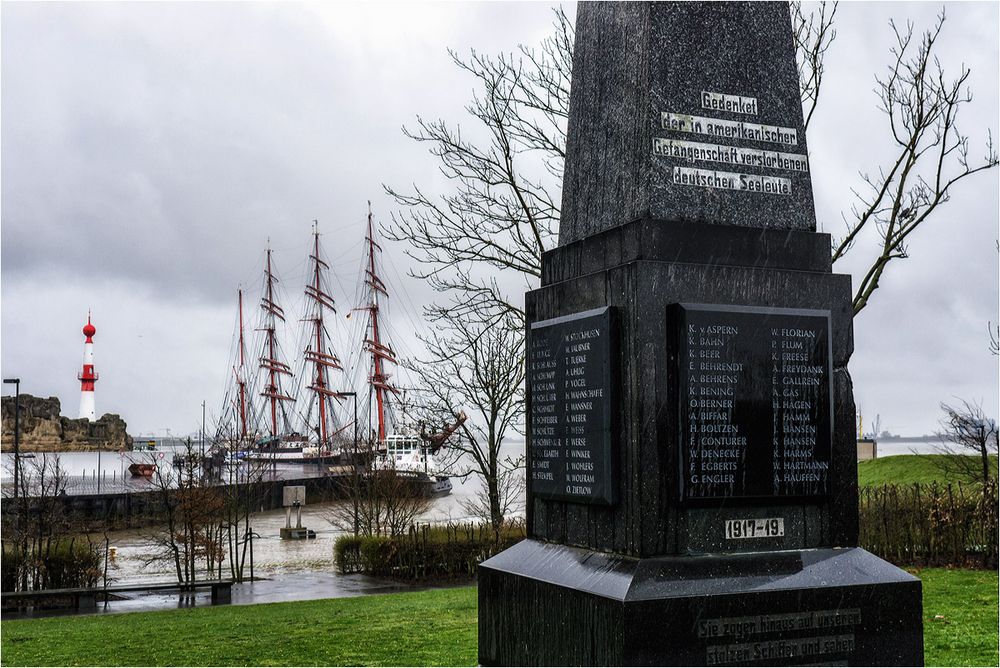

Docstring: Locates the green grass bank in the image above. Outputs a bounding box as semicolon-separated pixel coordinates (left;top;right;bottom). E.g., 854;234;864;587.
2;569;996;667
917;568;999;667
857;454;998;487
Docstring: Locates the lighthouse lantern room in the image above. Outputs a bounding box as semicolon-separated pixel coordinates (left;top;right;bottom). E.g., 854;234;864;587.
78;312;98;421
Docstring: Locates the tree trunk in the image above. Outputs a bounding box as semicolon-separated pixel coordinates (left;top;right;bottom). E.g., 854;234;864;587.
981;439;991;486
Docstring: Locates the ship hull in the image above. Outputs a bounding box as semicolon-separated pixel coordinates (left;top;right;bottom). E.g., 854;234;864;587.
392;469;453;497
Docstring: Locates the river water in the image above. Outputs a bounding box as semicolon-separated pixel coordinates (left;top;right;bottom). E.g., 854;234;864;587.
1;440;526;584
100;473;511;585
0;438;943;583
0;437;944;478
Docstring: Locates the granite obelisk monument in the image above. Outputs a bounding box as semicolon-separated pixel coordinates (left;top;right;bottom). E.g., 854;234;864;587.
478;3;924;665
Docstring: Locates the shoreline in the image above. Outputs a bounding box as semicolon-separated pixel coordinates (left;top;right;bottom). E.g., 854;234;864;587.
1;443;126;453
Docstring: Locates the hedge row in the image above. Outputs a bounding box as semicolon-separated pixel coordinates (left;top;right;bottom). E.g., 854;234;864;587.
1;541;102;592
335;521;525;579
859;481;998;569
335;482;997;579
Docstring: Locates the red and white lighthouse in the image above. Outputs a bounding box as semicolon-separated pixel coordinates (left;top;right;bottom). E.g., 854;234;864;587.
78;312;98;421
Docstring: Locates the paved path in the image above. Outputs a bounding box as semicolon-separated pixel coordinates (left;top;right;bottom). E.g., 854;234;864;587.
5;570;472;620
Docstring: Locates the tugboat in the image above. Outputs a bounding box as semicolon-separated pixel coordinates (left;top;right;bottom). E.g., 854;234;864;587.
380;434;452;496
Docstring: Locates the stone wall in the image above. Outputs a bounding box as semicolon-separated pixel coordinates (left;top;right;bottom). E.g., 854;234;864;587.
1;394;132;452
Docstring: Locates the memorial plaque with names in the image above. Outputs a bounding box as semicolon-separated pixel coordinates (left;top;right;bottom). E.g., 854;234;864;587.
668;303;833;501
528;307;616;505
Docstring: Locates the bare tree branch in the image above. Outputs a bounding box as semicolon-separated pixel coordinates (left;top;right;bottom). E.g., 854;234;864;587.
383;7;572;322
831;11;998;315
403;312;525;533
791;1;839;131
935;399;998;485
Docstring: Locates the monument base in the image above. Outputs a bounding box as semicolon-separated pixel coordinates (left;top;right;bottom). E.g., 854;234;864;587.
479;540;923;666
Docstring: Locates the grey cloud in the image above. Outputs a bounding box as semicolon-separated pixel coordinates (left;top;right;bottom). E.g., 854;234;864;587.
2;2;996;436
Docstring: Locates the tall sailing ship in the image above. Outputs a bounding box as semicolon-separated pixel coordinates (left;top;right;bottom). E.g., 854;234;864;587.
357;206;452;496
215;207;452;496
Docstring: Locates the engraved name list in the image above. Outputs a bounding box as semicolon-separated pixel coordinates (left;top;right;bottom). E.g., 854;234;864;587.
669;304;833;501
528;307;616;505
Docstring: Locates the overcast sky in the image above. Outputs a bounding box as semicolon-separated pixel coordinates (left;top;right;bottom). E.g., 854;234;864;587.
2;2;997;438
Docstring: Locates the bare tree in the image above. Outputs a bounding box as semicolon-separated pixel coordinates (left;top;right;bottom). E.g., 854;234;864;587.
406;313;526;535
212;426;272;582
1;454;101;592
325;439;432;538
381;10;568;536
139;440;225;584
383;7;572;325
791;1;839;131
390;6;995;322
936;399;998;486
832;11;998;315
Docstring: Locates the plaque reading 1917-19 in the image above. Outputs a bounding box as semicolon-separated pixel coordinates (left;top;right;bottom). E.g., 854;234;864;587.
668;303;833;501
528;306;616;505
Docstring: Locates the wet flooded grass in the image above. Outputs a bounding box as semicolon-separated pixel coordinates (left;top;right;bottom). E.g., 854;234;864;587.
1;587;479;666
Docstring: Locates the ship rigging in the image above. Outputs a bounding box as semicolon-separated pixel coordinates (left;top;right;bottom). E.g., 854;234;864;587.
214;207;453;495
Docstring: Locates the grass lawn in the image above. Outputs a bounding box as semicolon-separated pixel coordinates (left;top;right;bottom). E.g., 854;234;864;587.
1;587;478;667
2;569;997;666
918;567;999;667
857;454;998;487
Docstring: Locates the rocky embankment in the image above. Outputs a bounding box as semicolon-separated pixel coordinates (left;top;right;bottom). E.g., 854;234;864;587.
1;394;132;452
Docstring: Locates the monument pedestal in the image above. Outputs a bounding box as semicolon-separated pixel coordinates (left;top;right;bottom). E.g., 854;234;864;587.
526;217;859;555
480;540;922;666
480;3;924;664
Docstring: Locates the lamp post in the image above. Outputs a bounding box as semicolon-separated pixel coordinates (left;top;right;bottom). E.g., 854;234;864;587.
3;378;21;501
4;378;25;591
201;400;206;463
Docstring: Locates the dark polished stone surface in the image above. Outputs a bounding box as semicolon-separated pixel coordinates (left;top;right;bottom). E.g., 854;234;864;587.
668;304;833;501
528;307;618;505
526;251;857;557
560;3;816;245
542;217;833;285
480;540;923;666
481;2;923;664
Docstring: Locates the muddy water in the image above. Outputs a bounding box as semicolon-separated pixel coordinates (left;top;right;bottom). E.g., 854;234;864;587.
3;441;526;583
102;465;524;584
3;472;506;618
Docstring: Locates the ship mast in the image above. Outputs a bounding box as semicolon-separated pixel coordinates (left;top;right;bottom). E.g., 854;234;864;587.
303;221;343;447
362;203;398;443
235;288;249;441
259;246;294;439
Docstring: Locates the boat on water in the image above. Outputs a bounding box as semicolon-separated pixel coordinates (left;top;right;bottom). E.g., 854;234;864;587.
243;434;355;464
218;225;352;467
127;462;156;478
379;434;452;496
355;206;456;496
214;207;457;497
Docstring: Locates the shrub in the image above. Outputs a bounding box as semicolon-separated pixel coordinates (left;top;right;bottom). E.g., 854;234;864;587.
1;540;102;592
859;481;998;569
334;520;525;579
